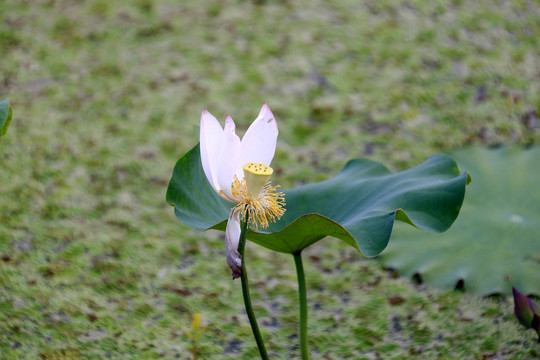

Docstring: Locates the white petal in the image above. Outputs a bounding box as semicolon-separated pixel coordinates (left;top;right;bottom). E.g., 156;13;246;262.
225;210;242;279
217;116;242;201
240;103;278;167
200;110;223;193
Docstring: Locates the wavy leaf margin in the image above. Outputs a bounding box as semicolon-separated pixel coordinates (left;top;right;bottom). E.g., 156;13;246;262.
167;144;469;256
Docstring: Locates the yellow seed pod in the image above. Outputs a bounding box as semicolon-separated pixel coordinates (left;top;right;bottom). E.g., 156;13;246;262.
243;163;273;198
243;163;273;176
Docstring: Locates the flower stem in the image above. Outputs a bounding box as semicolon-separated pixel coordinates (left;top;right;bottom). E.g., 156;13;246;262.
293;251;309;360
238;213;269;360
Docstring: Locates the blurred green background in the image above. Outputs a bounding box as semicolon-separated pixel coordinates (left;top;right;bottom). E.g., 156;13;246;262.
1;0;539;358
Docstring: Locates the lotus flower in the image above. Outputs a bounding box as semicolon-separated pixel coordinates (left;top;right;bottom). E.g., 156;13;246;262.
199;104;285;279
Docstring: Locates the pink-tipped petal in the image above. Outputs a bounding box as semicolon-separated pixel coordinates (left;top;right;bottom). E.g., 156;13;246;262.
225;210;242;279
200;110;224;193
240;103;278;167
217;116;242;201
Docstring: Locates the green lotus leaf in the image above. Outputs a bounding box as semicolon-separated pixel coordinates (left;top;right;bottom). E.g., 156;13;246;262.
380;146;540;297
0;99;12;137
167;144;469;257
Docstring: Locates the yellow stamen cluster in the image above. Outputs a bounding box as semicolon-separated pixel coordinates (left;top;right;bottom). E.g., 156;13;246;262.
231;165;285;230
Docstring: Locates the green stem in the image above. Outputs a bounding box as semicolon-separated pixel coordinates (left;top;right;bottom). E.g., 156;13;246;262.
238;213;269;360
293;251;309;360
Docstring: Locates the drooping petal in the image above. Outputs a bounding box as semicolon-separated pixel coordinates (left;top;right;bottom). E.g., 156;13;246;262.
217;116;242;201
240;103;278;167
200;110;224;193
225;210;242;279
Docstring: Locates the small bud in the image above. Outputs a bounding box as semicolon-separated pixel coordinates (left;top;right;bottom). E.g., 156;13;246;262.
512;287;540;342
192;313;202;332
